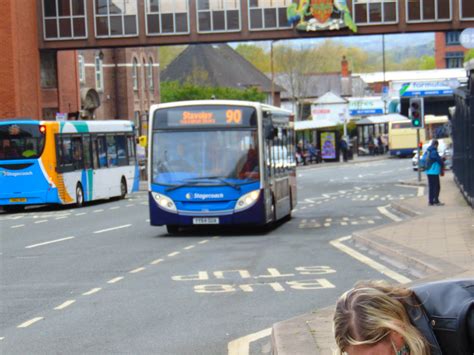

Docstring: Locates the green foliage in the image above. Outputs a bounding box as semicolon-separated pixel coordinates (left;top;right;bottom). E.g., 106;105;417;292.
465;49;474;63
235;44;271;73
420;56;436;70
335;121;358;138
160;81;266;103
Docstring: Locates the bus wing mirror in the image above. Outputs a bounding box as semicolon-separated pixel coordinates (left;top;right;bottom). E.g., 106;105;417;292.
264;122;276;140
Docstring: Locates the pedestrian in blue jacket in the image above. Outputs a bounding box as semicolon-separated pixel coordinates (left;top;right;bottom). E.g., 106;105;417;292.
425;139;445;206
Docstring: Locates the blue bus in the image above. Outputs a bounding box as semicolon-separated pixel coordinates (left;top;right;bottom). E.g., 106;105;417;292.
0;120;139;212
148;100;297;233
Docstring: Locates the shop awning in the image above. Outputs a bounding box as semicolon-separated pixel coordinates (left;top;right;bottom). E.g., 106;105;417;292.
356;113;408;125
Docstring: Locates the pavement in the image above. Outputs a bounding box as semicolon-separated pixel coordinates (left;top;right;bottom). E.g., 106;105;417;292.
271;169;474;355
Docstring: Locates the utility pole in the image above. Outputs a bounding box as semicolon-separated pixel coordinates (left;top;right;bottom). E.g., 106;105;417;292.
271;40;275;106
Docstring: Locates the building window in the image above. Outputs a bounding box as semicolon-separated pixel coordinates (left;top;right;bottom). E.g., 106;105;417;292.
445;52;464;68
353;0;398;24
94;0;138;38
132;58;139;91
42;0;87;40
146;0;190;35
197;0;241;33
148;59;154;91
406;0;451;22
78;54;85;83
40;51;58;88
460;0;474;19
248;0;292;30
95;54;104;91
446;31;461;45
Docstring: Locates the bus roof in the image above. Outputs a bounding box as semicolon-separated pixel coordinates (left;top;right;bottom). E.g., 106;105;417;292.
389;115;449;126
0;120;134;133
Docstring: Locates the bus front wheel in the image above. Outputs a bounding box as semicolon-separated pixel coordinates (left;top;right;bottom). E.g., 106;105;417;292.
120;178;127;199
76;184;84;208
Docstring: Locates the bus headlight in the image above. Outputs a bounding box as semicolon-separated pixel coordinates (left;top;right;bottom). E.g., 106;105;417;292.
152;193;177;213
234;190;260;212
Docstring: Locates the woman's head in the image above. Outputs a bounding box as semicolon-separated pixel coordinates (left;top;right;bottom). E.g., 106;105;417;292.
333;280;430;355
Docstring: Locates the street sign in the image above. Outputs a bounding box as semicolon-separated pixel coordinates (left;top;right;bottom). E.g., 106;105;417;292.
55;112;67;121
399;80;460;97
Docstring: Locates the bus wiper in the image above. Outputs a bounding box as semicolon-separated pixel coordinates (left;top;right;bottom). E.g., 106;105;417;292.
189;176;241;191
165;180;202;192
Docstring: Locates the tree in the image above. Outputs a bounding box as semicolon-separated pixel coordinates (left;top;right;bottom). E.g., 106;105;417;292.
235;44;270;73
465;49;474;63
420;56;436;70
160;81;266;103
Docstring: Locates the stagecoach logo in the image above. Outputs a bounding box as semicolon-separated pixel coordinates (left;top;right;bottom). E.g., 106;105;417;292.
186;192;224;200
2;171;33;177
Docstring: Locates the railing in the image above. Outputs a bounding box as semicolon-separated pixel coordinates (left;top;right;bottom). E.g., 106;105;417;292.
452;66;474;207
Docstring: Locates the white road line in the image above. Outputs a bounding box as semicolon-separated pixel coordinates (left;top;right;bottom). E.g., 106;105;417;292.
129;267;146;274
168;251;180;257
330;236;411;284
55;216;68;220
110;206;120;210
34;220;48;224
184;245;195;250
25;236;75;249
150;258;163;265
417;186;424;197
54;300;76;310
17;317;44;328
0;337;4;340
377;206;402;222
11;224;25;229
228;327;272;355
82;288;102;296
198;240;209;244
126;204;134;207
93;209;104;213
107;276;124;284
75;212;87;216
93;224;132;234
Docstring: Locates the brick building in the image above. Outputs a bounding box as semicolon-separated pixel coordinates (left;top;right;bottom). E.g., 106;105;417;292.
435;31;469;69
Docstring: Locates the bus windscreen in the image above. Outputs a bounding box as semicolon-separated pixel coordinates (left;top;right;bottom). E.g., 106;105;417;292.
0;123;45;160
153;106;257;129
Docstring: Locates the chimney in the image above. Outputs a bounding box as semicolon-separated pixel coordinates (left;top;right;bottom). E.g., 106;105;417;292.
341;56;349;77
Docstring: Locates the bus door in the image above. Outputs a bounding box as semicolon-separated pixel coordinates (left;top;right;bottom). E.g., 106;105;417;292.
91;135;109;199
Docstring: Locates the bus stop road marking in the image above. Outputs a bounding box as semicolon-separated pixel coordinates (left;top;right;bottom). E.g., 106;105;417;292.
107;276;124;284
34;220;48;224
17;317;44;328
25;236;75;249
54;300;76;310
93;224;132;234
377;206;402;222
11;224;25;229
82;288;102;296
228;327;272;355
330;236;411;284
93;209;104;213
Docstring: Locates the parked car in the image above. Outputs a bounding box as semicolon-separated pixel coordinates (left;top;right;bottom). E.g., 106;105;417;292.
412;139;452;171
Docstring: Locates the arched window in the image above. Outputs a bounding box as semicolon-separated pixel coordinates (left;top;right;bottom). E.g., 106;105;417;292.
148;58;154;91
132;58;139;91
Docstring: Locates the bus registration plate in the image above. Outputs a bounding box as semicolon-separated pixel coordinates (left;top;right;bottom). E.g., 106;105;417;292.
193;218;219;225
10;198;26;203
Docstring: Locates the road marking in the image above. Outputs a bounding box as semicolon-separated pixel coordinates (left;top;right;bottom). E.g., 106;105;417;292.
107;276;124;284
82;288;102;296
228;327;272;355
330;236;411;284
184;245;195;250
34;220;48;224
377;206;402;222
198;240;209;244
75;212;87;216
130;267;146;274
54;300;76;310
126;204;134;207
0;337;4;340
55;216;68;220
110;206;120;210
168;251;180;257
25;236;75;249
93;209;104;213
11;224;25;228
93;224;132;234
150;258;163;265
17;317;44;328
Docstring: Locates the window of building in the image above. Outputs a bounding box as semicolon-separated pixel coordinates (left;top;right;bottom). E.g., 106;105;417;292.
446;31;461;45
40;51;58;89
445;52;464;68
132;58;139;91
78;54;85;83
353;0;398;24
95;54;104;91
460;0;474;18
406;0;451;22
248;0;292;30
43;0;87;40
146;0;189;35
197;0;241;33
148;59;154;91
94;0;138;38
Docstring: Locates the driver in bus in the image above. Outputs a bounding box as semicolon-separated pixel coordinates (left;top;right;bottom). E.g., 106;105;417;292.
169;143;193;172
239;146;259;179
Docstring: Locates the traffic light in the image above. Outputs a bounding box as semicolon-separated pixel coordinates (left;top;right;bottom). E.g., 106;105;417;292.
409;97;424;128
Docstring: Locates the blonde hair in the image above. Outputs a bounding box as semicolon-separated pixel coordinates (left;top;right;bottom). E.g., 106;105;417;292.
333;280;430;355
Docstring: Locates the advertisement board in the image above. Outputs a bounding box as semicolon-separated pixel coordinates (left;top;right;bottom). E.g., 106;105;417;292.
348;98;385;116
319;131;339;161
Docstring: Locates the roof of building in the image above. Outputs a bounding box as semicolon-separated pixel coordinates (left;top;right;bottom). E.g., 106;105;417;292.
295;119;338;131
313;92;347;105
356;113;408;125
354;68;468;84
161;44;282;93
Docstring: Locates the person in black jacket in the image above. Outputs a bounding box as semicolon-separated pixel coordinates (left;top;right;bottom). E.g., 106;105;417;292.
333;279;474;355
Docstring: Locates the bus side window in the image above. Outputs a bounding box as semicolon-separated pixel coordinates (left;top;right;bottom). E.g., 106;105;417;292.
97;136;108;168
60;136;73;169
82;135;92;170
127;135;136;165
91;137;99;169
115;135;128;166
71;137;83;170
106;135;117;167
